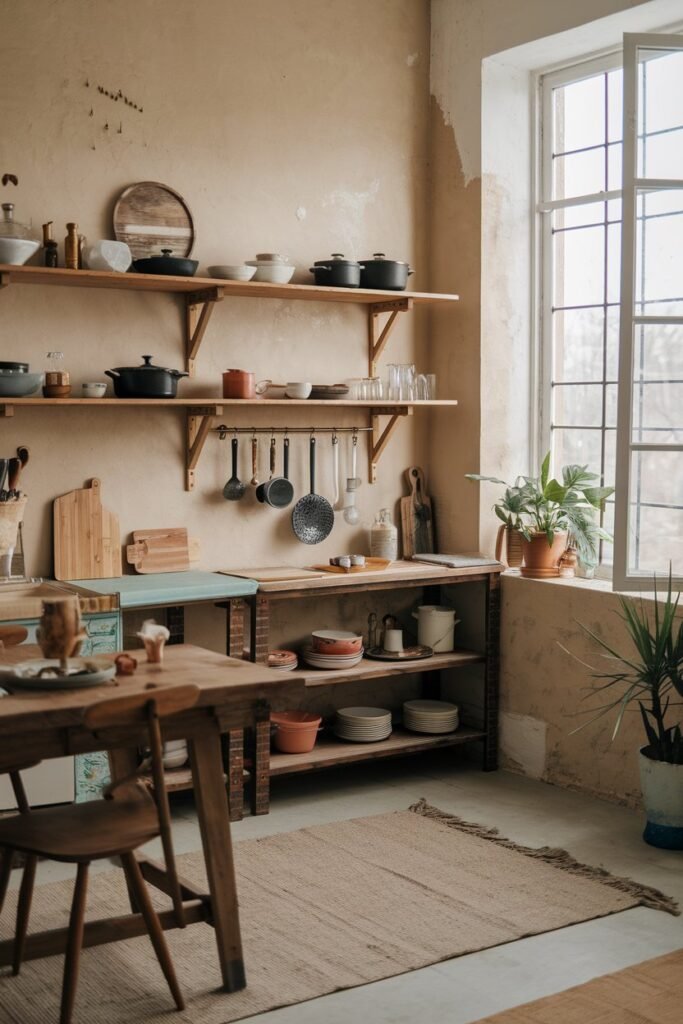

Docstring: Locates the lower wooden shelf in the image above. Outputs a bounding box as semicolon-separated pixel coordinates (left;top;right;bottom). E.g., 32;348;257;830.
293;649;485;687
269;725;486;777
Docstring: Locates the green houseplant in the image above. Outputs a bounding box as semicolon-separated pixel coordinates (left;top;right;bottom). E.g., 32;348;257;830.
466;453;613;577
566;572;683;848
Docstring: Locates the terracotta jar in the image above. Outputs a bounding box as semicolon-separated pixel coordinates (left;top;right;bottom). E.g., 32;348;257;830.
494;525;524;569
520;531;568;578
222;369;255;399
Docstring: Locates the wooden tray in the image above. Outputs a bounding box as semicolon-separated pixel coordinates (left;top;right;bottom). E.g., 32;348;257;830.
311;558;391;575
112;181;195;259
365;645;434;661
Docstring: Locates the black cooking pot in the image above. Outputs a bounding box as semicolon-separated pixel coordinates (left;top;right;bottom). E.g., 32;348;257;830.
105;355;189;398
310;254;363;288
133;249;198;277
0;361;28;372
360;253;413;291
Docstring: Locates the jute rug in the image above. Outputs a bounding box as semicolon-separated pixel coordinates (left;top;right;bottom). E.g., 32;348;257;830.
0;801;677;1023
473;948;683;1023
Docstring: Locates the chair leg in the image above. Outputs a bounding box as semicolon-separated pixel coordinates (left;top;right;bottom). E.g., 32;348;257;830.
120;852;184;1011
0;848;14;918
12;853;37;976
60;862;89;1024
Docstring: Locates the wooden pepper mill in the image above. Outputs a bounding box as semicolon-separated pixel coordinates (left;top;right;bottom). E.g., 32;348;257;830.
64;222;79;269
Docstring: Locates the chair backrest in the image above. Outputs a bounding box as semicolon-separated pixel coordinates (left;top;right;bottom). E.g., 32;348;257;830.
84;684;200;924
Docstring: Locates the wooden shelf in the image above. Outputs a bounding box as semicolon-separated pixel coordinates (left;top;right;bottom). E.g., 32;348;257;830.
0;264;459;305
292;649;484;688
0;398;457;409
269;726;486;777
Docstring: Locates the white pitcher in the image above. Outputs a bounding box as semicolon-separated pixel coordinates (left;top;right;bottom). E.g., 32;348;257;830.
412;605;459;652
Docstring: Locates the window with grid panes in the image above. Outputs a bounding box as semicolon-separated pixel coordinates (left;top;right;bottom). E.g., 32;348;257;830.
540;43;683;579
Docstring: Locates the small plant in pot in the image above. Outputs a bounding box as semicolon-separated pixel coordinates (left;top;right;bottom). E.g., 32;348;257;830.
466;453;613;577
565;572;683;849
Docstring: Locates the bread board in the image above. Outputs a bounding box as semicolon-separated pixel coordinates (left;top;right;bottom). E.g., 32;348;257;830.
112;180;195;260
401;466;434;558
126;528;200;574
311;558;391;575
54;479;122;581
219;567;326;582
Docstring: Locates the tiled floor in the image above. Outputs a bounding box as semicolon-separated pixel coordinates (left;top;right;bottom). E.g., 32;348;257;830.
10;753;683;1023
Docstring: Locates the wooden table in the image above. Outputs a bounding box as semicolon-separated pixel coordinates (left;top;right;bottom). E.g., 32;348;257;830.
0;644;300;992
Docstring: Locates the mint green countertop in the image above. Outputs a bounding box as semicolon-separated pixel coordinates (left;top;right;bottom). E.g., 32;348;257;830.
69;571;257;609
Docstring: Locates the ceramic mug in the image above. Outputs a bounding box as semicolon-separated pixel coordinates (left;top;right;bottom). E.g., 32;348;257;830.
384;628;404;653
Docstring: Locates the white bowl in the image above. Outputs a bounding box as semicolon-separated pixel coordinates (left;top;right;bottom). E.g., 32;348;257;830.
246;262;295;284
82;382;107;398
285;382;312;399
0;238;40;266
255;253;290;264
208;264;257;281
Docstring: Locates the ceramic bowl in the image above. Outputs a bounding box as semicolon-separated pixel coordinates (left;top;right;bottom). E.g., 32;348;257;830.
208;264;257;281
285;382;312;399
271;711;321;753
246;262;295;284
82;382;107;398
255;253;290;264
0;371;43;396
0;238;39;266
311;630;363;656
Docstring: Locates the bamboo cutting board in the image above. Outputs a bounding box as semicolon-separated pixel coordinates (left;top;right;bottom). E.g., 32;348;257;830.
400;466;435;558
126;528;200;573
53;479;122;581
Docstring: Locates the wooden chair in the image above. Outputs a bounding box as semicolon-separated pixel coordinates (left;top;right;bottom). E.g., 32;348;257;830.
0;683;200;1024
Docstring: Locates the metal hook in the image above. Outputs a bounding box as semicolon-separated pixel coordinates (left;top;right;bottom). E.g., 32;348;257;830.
218;426;227;441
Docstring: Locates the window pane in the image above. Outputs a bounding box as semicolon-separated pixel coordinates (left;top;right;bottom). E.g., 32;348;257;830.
554;74;606;153
604;429;616;485
607;141;622;190
632;325;683;442
553;149;605;201
640;129;683;181
637;48;683;179
607;68;623;143
553;427;602;470
628;449;683;575
606;221;621;303
554;225;605;307
635;188;683;316
606;306;620;380
601;500;615;566
554;383;604;426
606;383;618;427
553;307;605;382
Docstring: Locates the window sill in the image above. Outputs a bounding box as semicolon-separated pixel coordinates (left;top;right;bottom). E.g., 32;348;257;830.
501;569;663;603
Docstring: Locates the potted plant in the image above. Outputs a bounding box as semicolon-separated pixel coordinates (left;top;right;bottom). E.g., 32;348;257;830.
492;485;526;569
567;572;683;849
466;453;613;577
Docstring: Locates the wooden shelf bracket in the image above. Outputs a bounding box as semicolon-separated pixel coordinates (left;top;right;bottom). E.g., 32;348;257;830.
367;298;413;377
186;405;222;491
369;405;412;483
185;288;224;376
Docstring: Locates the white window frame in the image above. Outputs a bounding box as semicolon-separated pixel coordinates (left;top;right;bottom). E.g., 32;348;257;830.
613;32;683;592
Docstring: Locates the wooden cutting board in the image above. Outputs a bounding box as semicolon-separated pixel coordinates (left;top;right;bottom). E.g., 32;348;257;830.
126;528;200;574
221;567;326;582
54;478;122;581
400;466;435;558
311;558;391;575
112;181;195;260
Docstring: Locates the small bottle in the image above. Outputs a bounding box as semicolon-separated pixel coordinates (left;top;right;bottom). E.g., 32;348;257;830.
44;240;58;268
65;222;79;269
370;508;398;561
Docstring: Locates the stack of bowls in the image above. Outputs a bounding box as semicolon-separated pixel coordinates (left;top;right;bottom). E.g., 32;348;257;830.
334;707;392;743
303;630;364;670
403;699;459;734
0;361;43;397
267;649;298;672
246;253;295;284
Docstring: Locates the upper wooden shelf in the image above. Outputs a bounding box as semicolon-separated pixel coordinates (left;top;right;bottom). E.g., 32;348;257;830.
0;398;457;409
0;264;459;306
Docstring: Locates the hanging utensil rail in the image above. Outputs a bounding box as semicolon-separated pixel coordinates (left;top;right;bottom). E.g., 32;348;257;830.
214;426;372;437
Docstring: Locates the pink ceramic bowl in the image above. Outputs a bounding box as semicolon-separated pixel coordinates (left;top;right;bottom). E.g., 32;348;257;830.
311;630;363;656
271;711;322;754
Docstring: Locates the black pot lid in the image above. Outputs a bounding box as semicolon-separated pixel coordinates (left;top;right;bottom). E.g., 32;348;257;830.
313;253;361;267
0;361;28;372
362;253;410;266
111;355;179;373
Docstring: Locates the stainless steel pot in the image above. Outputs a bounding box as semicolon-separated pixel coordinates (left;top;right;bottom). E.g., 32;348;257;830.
105;355;189;398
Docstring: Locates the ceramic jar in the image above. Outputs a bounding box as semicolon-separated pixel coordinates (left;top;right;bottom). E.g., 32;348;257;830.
222;369;255;399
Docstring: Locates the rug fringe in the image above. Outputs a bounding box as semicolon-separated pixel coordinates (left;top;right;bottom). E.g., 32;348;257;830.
408;799;680;917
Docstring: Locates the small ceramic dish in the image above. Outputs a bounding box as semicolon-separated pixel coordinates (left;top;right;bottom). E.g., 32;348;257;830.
208;264;257;281
285;382;312;399
82;382;107;398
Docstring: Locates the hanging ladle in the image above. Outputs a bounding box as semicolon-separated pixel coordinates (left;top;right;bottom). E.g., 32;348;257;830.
223;436;246;501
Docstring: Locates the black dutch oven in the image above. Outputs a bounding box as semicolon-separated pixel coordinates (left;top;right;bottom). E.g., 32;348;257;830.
105;355;189;398
360;253;413;291
133;248;198;277
310;253;364;288
0;361;28;372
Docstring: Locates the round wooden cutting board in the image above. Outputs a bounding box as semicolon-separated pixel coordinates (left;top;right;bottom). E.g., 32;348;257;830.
112;181;195;259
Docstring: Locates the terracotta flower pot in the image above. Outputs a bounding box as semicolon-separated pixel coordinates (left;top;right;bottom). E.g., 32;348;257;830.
495;525;524;569
520;531;568;578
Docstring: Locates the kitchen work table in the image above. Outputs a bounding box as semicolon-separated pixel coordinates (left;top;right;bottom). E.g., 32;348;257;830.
0;643;299;992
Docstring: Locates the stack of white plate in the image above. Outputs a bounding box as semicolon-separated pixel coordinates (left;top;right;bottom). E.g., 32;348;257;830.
334;706;392;742
302;646;364;670
403;699;459;734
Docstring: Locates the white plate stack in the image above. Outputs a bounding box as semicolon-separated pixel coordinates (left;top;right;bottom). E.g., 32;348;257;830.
302;646;364;669
334;707;392;743
403;700;460;734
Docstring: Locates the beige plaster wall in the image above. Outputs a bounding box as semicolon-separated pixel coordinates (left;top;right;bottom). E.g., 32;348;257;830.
0;0;434;581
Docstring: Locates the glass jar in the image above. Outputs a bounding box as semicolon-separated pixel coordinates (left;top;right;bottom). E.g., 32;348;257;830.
0;203;30;239
370;508;398;561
